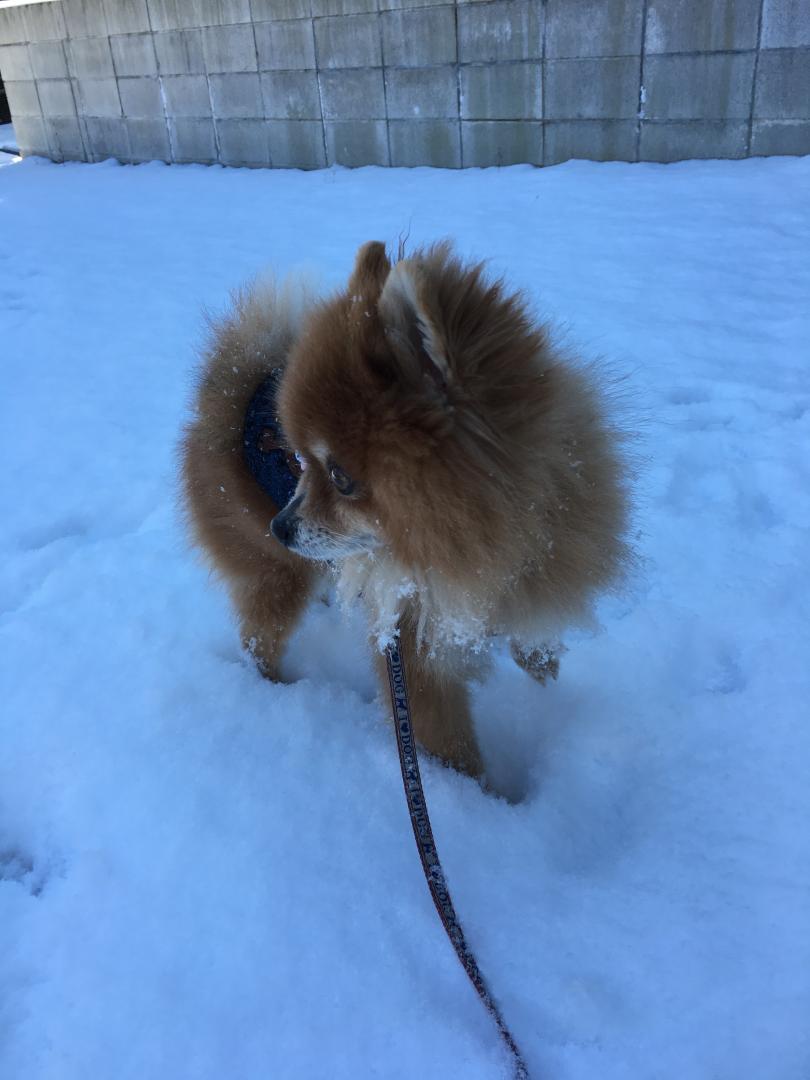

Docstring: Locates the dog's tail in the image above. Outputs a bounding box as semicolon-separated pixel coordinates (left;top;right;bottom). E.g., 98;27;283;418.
178;270;321;569
196;271;320;420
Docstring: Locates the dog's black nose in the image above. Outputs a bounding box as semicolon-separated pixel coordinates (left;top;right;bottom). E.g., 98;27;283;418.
270;496;302;548
270;514;292;547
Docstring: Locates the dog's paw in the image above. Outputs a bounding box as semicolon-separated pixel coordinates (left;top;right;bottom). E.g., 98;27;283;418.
243;637;284;683
510;640;566;686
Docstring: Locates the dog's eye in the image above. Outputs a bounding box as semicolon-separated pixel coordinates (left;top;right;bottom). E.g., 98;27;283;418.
329;463;355;496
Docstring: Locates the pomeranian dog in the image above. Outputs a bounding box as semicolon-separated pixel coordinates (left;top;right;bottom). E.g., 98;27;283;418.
182;241;630;778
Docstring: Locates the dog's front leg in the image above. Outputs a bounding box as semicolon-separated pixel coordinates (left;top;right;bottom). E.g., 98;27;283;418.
231;561;315;682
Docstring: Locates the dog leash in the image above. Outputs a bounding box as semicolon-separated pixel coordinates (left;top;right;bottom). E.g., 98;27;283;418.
242;387;529;1072
384;641;530;1079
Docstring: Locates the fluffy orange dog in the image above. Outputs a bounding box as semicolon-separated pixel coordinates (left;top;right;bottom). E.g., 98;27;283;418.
182;241;630;777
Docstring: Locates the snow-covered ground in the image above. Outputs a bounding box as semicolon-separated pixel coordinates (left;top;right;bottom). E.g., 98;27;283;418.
1;151;808;1080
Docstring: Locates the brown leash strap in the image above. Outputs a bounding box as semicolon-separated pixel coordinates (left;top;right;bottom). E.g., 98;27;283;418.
385;641;530;1079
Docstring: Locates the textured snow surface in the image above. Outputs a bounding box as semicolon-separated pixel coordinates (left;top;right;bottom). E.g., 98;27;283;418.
1;153;809;1080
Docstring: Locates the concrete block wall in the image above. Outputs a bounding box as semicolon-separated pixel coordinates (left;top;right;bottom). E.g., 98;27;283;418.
0;0;808;167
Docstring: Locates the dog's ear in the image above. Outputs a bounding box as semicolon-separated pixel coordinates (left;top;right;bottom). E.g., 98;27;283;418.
348;241;391;304
378;260;449;395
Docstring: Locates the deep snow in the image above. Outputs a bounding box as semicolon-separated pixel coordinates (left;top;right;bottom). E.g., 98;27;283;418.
1;151;809;1080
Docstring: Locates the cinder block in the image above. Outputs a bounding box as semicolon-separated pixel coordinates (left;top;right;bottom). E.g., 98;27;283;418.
644;53;755;121
251;0;310;19
126;116;172;160
216;118;270;164
314;14;382;69
161;75;212;116
381;0;452;9
0;44;34;82
312;0;376;13
381;6;456;67
154;30;206;75
261;71;321;119
23;1;67;43
640;120;747;162
75;77;123;117
545;57;639;119
755;48;810;120
461;120;542;166
111;33;158;76
83;116;130;161
118;76;164;117
47;116;86;160
202;24;257;73
103;0;152;35
67;37;116;79
169;116;217;160
0;6;28;46
544;120;637;164
389;119;460;166
29;41;70;80
254;19;316;71
545;0;643;59
209;72;263;117
319;69;385;120
37;78;77;117
646;0;760;53
266;119;326;168
62;0;108;40
13;116;51;156
751;119;810;155
460;62;541;120
761;0;810;48
324;120;389;165
458;1;543;63
146;0;251;33
4;81;41;118
385;67;457;119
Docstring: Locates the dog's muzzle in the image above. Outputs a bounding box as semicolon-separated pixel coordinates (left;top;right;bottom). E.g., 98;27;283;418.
270;495;303;549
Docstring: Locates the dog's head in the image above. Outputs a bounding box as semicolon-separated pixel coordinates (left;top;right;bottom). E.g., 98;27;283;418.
271;240;548;579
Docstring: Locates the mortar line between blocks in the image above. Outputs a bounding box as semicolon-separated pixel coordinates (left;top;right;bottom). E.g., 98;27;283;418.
455;0;463;167
142;0;173;164
311;15;329;167
540;0;547;165
747;0;766;156
62;38;89;162
637;0;650;162
27;41;58;161
200;36;222;163
247;7;271;167
105;30;132;164
376;8;392;166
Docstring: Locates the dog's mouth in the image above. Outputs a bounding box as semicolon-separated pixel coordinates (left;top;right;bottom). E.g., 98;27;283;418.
270;499;380;561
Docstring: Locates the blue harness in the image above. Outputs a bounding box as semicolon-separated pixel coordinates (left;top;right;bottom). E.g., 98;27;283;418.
242;368;299;509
